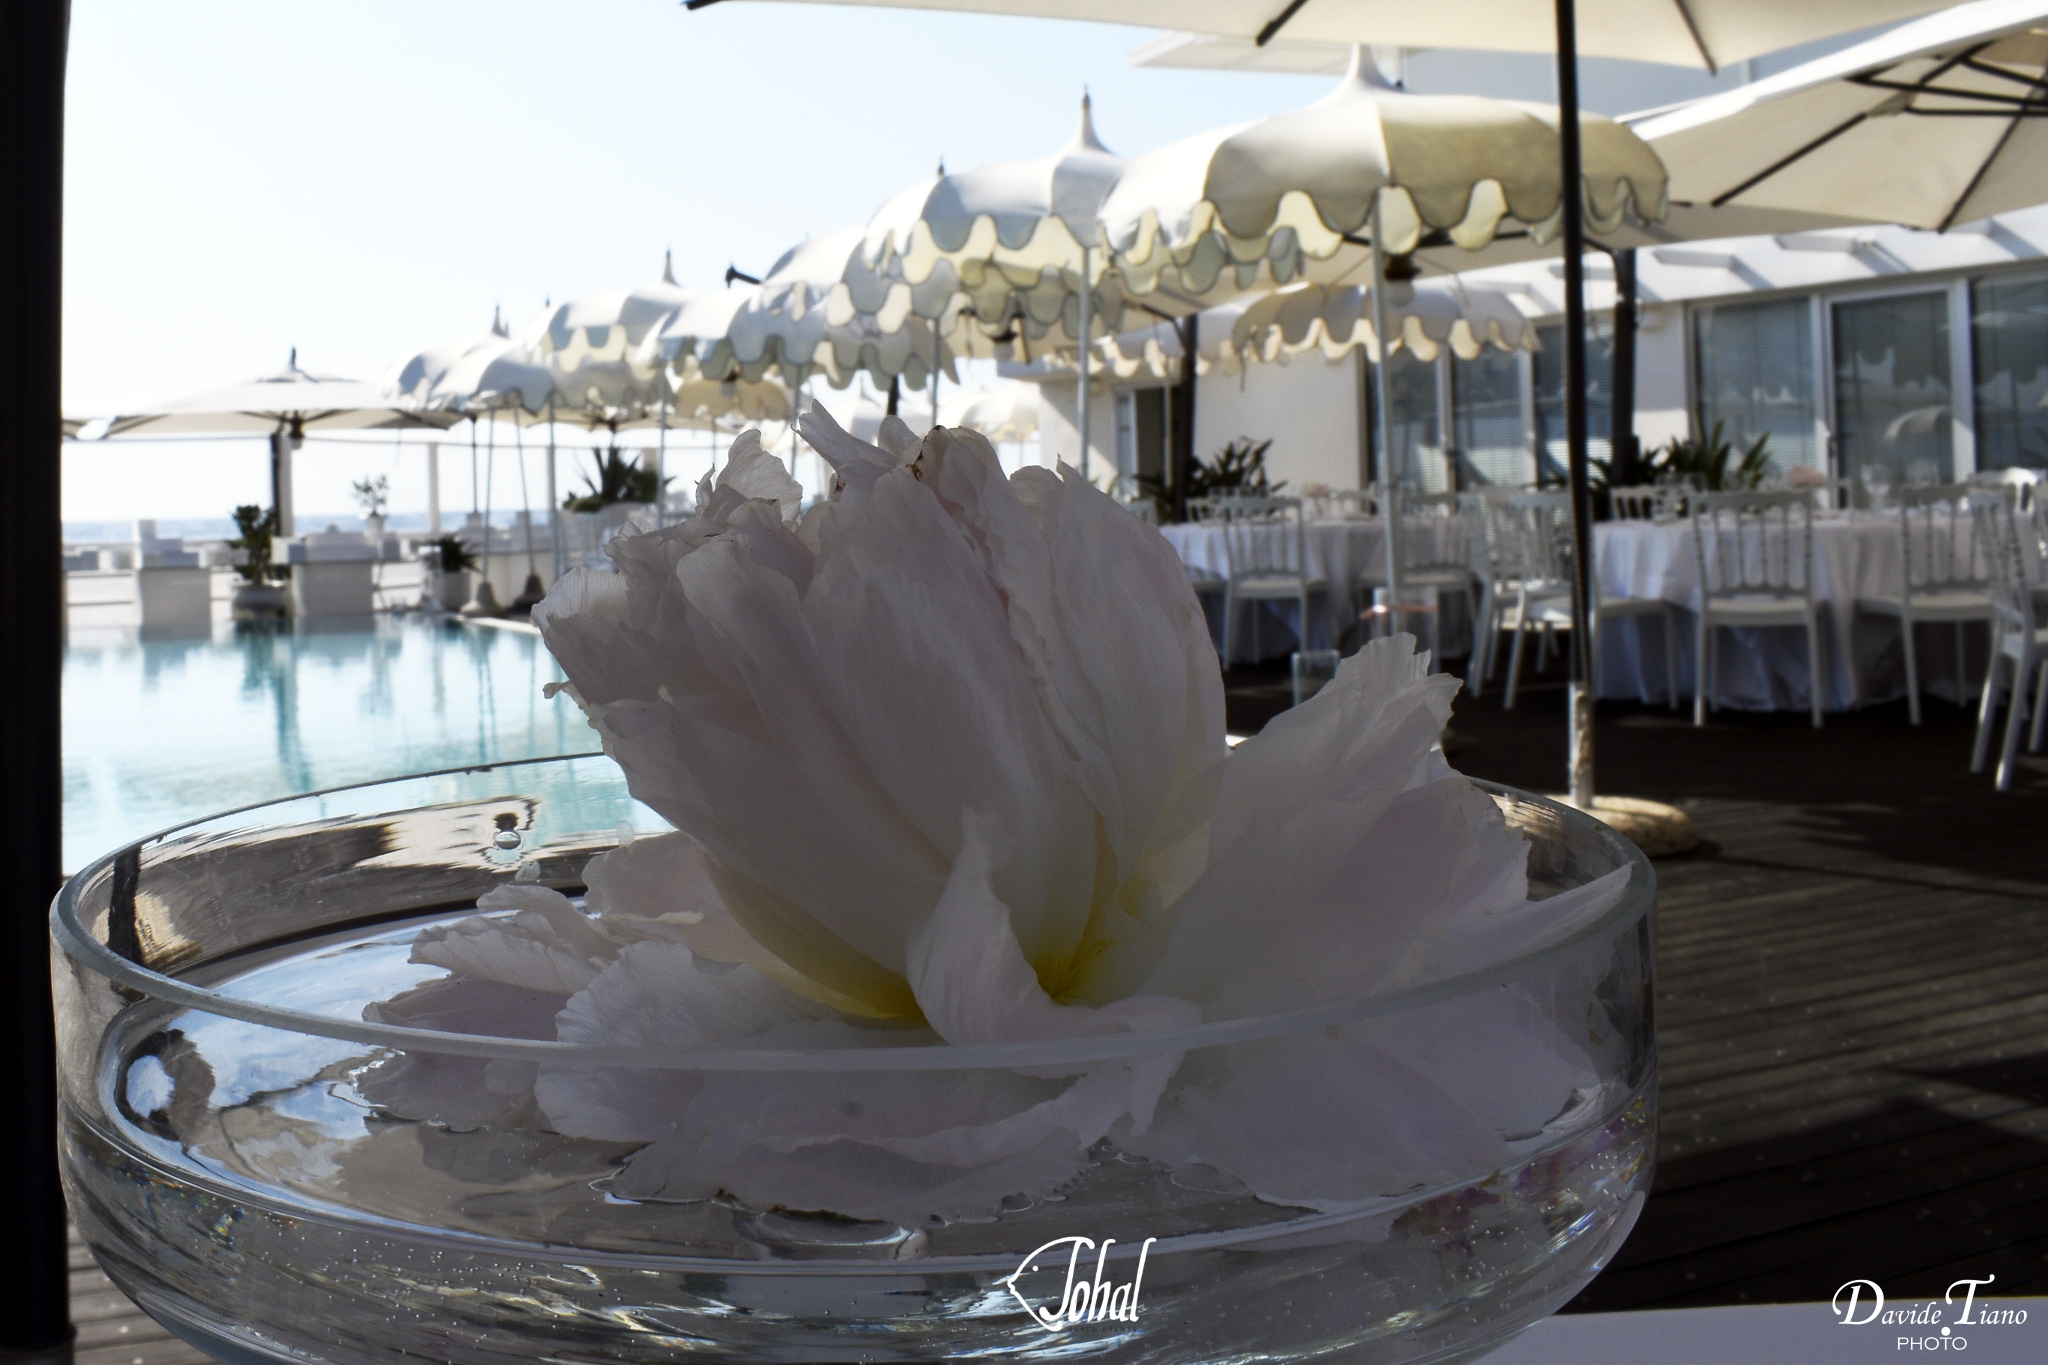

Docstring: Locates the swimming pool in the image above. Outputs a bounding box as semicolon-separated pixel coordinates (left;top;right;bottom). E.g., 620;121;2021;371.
63;618;596;872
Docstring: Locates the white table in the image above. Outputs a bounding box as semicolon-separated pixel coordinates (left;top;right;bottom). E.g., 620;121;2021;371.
1161;518;1465;665
1592;512;1985;713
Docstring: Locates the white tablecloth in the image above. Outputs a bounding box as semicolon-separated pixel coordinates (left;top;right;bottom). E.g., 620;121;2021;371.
1160;510;2002;713
1592;512;1986;713
1161;518;1466;665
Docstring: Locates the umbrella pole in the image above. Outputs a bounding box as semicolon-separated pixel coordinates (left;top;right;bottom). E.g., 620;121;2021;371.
1171;313;1199;522
1076;244;1091;481
1370;194;1402;595
546;400;560;582
657;388;670;526
1554;0;1596;808
516;417;535;579
0;0;74;1345
481;419;495;593
426;441;441;534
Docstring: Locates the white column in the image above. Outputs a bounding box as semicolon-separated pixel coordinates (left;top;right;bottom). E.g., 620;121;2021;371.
425;441;441;534
1369;193;1401;592
1076;244;1091;481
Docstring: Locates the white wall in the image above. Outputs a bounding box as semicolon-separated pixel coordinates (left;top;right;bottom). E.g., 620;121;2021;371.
1194;354;1365;492
1034;378;1119;490
1634;302;1692;450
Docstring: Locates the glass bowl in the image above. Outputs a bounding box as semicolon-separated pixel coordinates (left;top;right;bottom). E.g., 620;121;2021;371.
53;755;1655;1365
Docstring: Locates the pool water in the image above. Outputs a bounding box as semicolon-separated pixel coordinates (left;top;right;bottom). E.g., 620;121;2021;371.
63;618;588;872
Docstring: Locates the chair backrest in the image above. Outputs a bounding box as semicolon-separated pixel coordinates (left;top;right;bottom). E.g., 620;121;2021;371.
1219;496;1307;581
1388;487;1468;574
1972;466;2041;516
1609;486;1665;521
1689;490;1814;600
1896;483;1986;596
1506;491;1572;590
1459;489;1517;588
1187;497;1227;524
1969;488;2038;637
1330;488;1375;519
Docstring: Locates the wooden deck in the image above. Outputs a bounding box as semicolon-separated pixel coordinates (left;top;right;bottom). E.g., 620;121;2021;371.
1231;659;2048;1308
66;661;2048;1347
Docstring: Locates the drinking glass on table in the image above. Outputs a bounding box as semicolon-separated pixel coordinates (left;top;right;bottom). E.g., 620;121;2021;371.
1861;465;1894;510
1907;458;1941;488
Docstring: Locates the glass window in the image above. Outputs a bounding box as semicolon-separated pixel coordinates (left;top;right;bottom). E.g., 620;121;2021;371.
1971;273;2048;471
1453;349;1528;487
1833;291;1952;483
1693;298;1817;472
1535;321;1613;483
1368;349;1441;488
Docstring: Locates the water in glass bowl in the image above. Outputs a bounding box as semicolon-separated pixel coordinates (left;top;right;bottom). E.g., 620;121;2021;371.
58;767;1654;1365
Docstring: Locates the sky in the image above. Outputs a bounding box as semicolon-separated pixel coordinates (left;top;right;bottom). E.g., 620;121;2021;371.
59;0;1860;528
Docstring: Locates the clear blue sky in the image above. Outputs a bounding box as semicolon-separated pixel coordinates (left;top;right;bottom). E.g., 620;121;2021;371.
59;1;1847;526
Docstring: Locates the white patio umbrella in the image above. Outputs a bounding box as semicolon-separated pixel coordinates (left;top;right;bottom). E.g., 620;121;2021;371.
97;350;459;535
692;0;1944;810
947;381;1041;442
690;1;1962;68
525;252;695;373
1060;279;1536;381
655;230;949;394
862;96;1125;465
1632;0;2048;232
382;307;515;409
1222;278;1539;371
1101;48;1664;539
1100;51;1666;299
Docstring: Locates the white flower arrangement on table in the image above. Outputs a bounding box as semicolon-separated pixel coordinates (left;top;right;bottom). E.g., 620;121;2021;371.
364;412;1628;1227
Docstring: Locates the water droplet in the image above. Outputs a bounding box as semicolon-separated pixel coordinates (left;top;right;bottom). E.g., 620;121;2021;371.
492;830;521;850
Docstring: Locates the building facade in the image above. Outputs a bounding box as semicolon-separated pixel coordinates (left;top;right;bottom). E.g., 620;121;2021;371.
1022;205;2048;499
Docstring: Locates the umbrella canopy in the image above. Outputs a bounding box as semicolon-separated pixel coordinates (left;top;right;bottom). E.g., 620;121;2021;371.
654;229;950;390
381;308;513;409
692;1;1964;70
426;335;558;421
524;252;696;372
947;381;1040;442
99;350;460;438
1102;49;1667;299
861;96;1125;338
1631;0;2048;232
1222;277;1538;369
1051;279;1535;381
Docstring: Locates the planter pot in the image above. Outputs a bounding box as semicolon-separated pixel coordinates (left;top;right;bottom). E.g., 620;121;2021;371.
574;503;657;566
229;581;287;623
362;513;387;542
54;761;1655;1365
434;569;472;612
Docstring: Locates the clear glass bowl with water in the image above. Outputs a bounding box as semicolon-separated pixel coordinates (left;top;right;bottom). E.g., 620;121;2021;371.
53;754;1655;1365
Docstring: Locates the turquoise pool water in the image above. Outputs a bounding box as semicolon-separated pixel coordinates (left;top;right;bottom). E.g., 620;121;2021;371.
63;618;597;872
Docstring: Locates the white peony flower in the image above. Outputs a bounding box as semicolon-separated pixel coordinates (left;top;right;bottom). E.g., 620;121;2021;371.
364;413;1628;1226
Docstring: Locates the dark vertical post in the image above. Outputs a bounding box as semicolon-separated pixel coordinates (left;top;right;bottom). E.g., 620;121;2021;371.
1611;247;1641;487
1170;313;1200;522
0;0;78;1350
1554;0;1596;807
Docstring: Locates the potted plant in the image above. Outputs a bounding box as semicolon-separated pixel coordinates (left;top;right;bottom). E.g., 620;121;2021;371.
352;474;391;543
563;447;667;560
226;504;288;623
1134;437;1284;523
422;533;476;612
